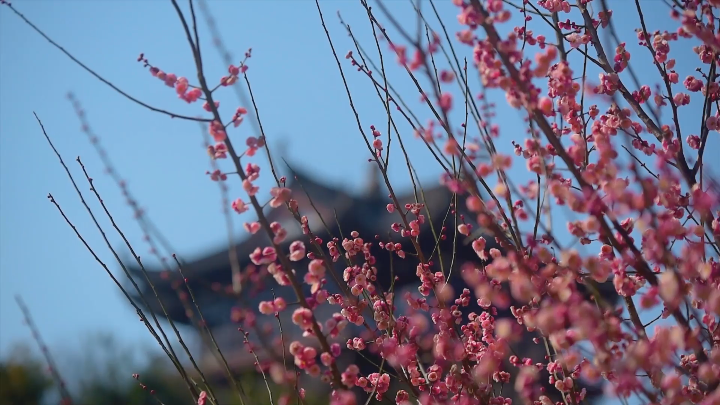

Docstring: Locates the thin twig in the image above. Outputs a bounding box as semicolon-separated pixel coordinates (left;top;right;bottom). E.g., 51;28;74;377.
6;5;210;123
15;295;74;405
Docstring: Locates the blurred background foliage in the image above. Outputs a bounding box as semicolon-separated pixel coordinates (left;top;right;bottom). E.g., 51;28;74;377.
0;345;52;405
0;333;327;405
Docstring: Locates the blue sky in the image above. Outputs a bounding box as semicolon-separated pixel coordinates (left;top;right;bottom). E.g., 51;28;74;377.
1;0;716;400
0;0;475;360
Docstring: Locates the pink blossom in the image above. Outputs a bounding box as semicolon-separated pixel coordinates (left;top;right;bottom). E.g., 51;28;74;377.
249;247;276;265
202;100;219;112
270;221;288;244
231;198;248;214
706;116;719;131
438;92;453;112
245;163;260;181
208;169;226;182
175;77;188;94
330;390;357;405
209;120;226;142
291;307;314;330
259;297;286;315
243;179;259;196
243;222;260;234
269;187;291;208
289;241;306;261
182;88;202;103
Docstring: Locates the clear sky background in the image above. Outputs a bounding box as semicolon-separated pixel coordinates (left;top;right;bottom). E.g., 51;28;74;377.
0;0;716;401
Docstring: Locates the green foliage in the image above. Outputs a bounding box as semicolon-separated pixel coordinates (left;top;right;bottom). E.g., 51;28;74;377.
0;334;330;405
71;333;191;405
76;370;192;405
0;344;52;405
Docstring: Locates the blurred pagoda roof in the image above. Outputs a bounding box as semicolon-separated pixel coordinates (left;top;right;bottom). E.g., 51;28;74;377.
122;164;466;325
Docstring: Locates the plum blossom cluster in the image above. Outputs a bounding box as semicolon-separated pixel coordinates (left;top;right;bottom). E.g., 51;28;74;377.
40;0;720;404
258;297;287;315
